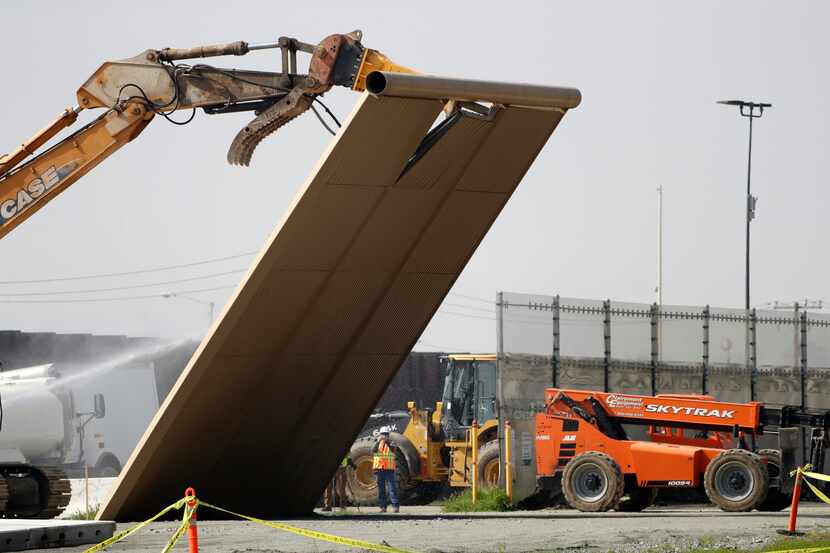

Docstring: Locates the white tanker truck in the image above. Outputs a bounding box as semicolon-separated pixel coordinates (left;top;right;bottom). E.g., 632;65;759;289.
0;364;108;518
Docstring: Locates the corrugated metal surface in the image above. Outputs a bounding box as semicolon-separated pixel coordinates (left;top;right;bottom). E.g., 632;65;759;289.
100;90;570;521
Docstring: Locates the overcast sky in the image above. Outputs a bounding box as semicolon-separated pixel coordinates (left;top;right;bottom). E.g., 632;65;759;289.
1;1;827;353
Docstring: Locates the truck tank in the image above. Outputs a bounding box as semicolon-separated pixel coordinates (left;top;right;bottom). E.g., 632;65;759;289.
0;365;71;518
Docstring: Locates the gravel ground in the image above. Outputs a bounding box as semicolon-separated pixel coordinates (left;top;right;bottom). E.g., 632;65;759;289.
53;504;830;553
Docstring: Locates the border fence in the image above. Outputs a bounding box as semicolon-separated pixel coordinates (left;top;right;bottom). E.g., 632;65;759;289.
495;291;830;501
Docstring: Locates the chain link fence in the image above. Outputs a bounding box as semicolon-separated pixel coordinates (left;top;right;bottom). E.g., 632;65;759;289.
496;291;830;501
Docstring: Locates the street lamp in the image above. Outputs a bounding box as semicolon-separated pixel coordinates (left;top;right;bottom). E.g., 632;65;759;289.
717;100;771;311
161;292;215;329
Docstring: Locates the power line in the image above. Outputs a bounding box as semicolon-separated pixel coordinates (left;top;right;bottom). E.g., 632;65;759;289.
442;301;495;314
0;251;257;285
0;269;246;297
0;285;235;304
415;340;465;352
448;292;493;305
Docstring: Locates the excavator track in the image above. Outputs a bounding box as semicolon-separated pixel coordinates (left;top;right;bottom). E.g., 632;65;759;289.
35;466;72;519
0;477;10;515
227;87;314;166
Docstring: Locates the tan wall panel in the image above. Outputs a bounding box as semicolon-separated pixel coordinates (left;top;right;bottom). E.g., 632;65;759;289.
100;91;571;521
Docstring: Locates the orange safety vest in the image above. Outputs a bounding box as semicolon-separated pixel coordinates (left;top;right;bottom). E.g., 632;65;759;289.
372;441;396;471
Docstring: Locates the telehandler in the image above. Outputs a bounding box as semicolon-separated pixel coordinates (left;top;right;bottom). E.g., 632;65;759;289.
535;388;828;512
347;354;501;505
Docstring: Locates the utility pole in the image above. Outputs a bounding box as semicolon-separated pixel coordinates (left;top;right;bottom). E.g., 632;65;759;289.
717;100;771;311
161;292;215;330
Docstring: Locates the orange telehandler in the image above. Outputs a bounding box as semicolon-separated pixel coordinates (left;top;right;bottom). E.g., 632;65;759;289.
534;388;828;512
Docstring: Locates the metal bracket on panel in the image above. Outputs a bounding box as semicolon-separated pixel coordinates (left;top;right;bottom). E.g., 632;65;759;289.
456;101;502;122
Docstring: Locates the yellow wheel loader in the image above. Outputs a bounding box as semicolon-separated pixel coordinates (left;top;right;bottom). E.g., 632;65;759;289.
347;354;500;505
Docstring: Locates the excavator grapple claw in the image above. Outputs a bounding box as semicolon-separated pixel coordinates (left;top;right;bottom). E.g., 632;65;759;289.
227;87;315;166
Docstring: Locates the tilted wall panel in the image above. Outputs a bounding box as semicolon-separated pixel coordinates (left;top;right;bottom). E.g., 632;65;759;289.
100;91;569;521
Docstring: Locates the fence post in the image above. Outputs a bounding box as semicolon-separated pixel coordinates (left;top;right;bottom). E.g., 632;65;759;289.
603;299;611;392
749;308;757;401
800;311;808;410
650;303;658;396
504;420;513;503
552;295;560;388
702;305;710;395
495;291;504;488
471;420;479;504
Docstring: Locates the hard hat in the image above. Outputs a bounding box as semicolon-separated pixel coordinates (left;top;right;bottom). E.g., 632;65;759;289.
378;426;391;435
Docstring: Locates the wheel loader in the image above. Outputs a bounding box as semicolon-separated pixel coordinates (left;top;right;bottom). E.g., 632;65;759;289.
534;388;828;512
347;354;501;505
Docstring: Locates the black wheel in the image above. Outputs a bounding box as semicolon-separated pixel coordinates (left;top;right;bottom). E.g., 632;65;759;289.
345;437;412;506
704;449;769;512
562;451;624;512
756;449;792;511
477;441;501;487
617;486;658;512
410;481;443;505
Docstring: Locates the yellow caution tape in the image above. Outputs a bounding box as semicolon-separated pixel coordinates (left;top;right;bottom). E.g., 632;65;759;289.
200;500;414;553
760;528;830;553
81;496;192;553
81;492;414;553
791;465;830;507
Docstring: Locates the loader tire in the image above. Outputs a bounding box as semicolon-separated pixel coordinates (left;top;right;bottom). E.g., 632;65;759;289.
477;441;501;487
562;451;624;512
756;449;791;512
704;449;769;512
345;437;412;506
617;486;658;512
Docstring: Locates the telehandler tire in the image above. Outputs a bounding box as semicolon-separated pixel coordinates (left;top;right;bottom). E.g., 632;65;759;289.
617;486;658;512
704;449;769;512
477;441;501;487
755;449;791;512
562;451;624;512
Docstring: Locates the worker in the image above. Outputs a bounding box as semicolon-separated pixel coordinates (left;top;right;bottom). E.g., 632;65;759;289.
323;453;355;511
372;426;400;513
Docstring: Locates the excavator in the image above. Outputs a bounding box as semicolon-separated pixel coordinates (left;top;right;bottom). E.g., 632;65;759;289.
534;388;828;512
0;30;412;517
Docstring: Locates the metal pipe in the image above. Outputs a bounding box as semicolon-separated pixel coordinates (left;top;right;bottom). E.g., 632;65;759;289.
365;72;582;109
248;42;281;51
504;420;513;503
471;420;479;503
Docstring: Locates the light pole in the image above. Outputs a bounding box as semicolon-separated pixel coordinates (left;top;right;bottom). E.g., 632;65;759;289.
161;292;215;329
717;100;771;311
656;185;663;360
656;185;663;307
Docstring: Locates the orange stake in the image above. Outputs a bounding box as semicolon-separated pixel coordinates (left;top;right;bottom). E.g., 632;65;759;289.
779;470;805;536
185;487;199;553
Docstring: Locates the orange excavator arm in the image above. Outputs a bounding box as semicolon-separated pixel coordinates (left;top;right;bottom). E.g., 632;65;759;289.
0;30;414;240
0;105;153;239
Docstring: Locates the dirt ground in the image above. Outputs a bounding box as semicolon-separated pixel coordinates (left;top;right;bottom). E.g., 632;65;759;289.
56;504;830;553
